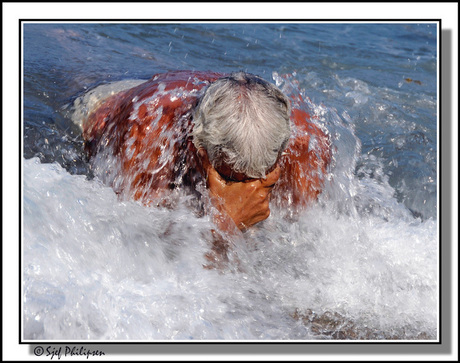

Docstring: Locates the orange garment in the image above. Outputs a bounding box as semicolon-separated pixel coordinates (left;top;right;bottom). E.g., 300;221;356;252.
83;71;331;209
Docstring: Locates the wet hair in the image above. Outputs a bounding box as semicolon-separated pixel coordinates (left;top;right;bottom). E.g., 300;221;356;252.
192;71;291;179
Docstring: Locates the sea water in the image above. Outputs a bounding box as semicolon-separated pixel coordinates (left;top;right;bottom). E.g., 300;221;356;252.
22;22;438;340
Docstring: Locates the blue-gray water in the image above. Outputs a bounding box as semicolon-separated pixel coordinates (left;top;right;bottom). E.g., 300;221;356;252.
22;22;438;340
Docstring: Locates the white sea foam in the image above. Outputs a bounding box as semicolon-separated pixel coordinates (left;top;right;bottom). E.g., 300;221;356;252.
22;155;438;341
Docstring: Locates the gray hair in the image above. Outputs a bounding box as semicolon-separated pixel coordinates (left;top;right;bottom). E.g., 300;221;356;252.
192;72;291;179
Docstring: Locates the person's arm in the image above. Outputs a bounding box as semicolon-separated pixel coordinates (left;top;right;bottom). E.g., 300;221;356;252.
197;148;281;233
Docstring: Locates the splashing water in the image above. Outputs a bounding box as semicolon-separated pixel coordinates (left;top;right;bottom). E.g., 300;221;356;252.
23;73;438;341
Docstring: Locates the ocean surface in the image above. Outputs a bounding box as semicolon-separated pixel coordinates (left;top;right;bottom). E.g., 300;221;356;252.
22;22;438;341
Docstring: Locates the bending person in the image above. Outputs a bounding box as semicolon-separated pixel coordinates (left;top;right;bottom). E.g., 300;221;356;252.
80;70;331;233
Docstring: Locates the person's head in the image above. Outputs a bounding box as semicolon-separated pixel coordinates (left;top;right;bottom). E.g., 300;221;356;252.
192;72;291;180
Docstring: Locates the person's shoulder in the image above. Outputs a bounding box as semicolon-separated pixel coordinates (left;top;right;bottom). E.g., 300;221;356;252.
289;107;330;150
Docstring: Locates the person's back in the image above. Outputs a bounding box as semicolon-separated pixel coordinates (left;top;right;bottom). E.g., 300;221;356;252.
82;71;223;204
